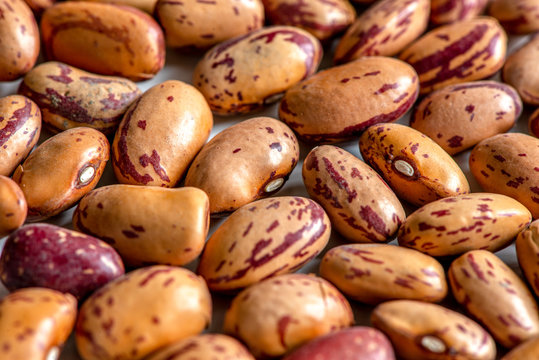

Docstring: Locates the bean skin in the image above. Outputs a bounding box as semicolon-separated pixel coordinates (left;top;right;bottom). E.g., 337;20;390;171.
430;0;489;25
515;220;539;298
488;0;539;34
0;175;27;237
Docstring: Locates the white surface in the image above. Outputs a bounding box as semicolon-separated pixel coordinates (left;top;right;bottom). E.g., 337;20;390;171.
0;34;533;359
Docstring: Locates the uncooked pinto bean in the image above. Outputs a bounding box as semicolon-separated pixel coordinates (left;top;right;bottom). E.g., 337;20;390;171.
488;0;539;34
371;300;496;360
411;81;522;155
18;61;141;134
40;2;165;81
76;266;212;360
503;36;539;106
197;196;330;291
0;175;27;237
516;220;539;297
279;56;419;144
320;244;447;304
0;288;77;360
223;273;354;357
73;185;209;267
333;0;429;64
399;17;507;94
0;95;41;176
155;0;264;50
469;133;539;218
184;117;298;214
12;127;109;221
359;123;470;207
262;0;356;41
398;193;531;257
430;0;489;25
0;0;39;81
302;145;405;243
449;250;539;348
112;80;212;187
193;25;322;115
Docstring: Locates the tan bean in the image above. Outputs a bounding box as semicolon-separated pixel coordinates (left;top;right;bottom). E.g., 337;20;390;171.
371;300;496;360
516;220;539;297
411;81;522;155
80;0;157;13
184;117;298;214
280;56;419;144
398;193;531;257
0;175;27;237
12;127;109;221
488;0;539;34
448;250;539;348
73;185;209;267
320;244;447;304
359;123;470;207
399;17;507;94
302;145;405;243
469;133;539;218
76;266;212;360
430;0;488;25
503;35;539;106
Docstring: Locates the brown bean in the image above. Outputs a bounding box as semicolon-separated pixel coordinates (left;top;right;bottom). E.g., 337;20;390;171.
399;17;507;94
302;145;405;243
280;56;419;144
359;123;470;207
0;95;41;176
111;80;212;187
503;35;539;106
193;25;322;115
41;2;165;81
76;266;212;360
18;61;141;134
198;196;330;291
184;117;298;214
73;185;209;267
0;175;27;237
371;300;496;360
516;220;539;297
0;288;77;360
488;0;539;34
320;244;447;304
469;133;539;218
223;273;354;357
448;250;539;348
12;127;109;221
334;0;429;64
411;81;522;155
398;193;531;257
156;0;264;50
430;0;489;25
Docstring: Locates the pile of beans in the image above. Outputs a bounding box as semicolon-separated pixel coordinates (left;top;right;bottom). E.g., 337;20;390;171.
1;0;539;359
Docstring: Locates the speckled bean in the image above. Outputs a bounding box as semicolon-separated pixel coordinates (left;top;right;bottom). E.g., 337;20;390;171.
41;2;165;81
398;193;531;257
411;81;522;155
359;123;470;207
449;250;539;348
0;288;77;360
223;273;354;357
503;35;539;106
0;176;26;237
146;334;255;360
280;56;419;144
488;0;539;34
262;0;356;41
184;117;298;214
0;224;125;300
320;244;447;304
430;0;489;25
399;17;507;94
516;220;539;297
371;300;496;360
334;0;429;64
193;25;322;115
0;95;41;176
18;62;141;134
73;185;209;267
502;336;539;359
0;0;39;81
302;145;405;243
112;80;212;187
76;265;212;360
469;133;539;218
197;196;330;291
156;0;264;50
12;127;109;221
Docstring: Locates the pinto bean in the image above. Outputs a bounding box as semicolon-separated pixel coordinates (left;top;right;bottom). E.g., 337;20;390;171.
430;0;489;25
503;35;539;106
515;220;539;297
488;0;539;34
0;175;27;237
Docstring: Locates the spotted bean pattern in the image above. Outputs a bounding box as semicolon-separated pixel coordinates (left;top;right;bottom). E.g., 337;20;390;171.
334;0;429;64
430;0;489;25
399;17;507;94
488;0;539;34
516;220;539;297
449;250;539;348
503;36;539;106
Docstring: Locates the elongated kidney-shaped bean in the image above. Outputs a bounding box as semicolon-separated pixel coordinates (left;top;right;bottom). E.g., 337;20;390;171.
516;220;539;297
489;0;539;34
503;35;539;106
0;175;27;237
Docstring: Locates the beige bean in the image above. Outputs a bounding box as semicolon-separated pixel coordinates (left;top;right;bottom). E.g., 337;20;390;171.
503;36;539;106
489;0;539;34
516;220;539;297
0;175;27;237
